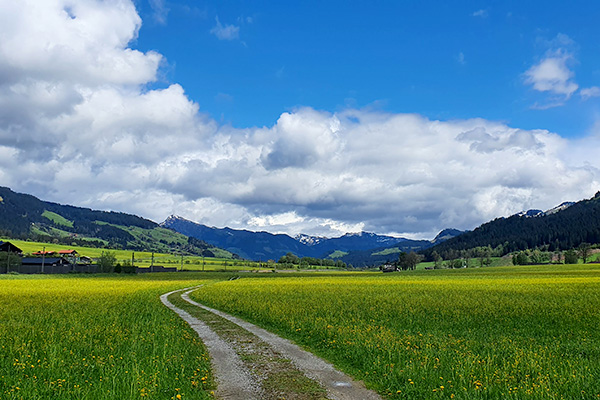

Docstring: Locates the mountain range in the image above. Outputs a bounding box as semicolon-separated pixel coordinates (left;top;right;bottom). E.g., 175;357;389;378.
160;215;462;263
2;184;595;267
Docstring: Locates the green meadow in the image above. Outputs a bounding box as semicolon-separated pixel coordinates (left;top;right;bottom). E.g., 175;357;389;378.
0;273;228;399
190;265;600;399
2;265;599;399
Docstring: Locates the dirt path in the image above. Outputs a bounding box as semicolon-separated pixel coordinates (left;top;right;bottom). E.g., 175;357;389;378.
161;288;262;399
162;287;382;400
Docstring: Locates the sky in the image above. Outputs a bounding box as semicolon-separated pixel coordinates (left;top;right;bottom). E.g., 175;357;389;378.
1;0;600;239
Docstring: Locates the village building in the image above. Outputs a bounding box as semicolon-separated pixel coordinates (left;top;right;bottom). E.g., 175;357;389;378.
0;241;23;254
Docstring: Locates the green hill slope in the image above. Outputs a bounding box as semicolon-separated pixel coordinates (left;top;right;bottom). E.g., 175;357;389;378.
0;186;235;258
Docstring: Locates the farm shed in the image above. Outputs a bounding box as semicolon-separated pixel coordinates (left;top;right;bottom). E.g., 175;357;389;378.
58;249;78;256
381;264;398;273
0;241;23;254
32;250;56;256
20;257;72;274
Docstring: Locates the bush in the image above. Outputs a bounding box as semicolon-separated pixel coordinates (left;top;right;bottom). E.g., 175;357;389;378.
97;251;117;273
564;249;578;264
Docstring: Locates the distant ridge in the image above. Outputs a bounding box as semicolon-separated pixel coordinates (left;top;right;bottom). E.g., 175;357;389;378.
161;215;463;264
424;194;600;259
0;187;234;257
514;201;575;218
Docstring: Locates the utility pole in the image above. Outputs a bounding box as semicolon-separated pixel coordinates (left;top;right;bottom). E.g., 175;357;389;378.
41;246;45;274
132;252;135;269
151;252;154;272
202;255;205;272
180;253;183;272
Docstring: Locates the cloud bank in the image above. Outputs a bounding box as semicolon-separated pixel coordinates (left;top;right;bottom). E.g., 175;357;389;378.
1;0;600;239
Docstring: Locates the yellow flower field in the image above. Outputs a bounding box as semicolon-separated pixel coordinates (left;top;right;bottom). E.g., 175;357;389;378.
191;265;600;399
0;273;221;399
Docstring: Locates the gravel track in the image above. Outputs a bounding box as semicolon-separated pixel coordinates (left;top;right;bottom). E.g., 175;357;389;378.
160;288;263;400
179;288;382;400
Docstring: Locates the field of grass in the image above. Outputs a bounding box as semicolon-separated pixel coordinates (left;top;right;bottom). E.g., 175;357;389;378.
0;273;230;399
190;265;600;399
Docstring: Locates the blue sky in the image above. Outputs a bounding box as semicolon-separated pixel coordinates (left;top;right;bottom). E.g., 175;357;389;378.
134;1;600;137
2;0;600;239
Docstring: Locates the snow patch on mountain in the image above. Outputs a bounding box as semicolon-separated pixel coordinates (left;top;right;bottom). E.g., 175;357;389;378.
294;234;327;246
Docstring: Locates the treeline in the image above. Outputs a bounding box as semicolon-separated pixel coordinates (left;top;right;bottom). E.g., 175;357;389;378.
277;252;347;269
423;192;600;259
511;242;596;265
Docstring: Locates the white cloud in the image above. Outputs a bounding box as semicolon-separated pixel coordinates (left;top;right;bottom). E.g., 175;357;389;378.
524;52;578;99
580;86;600;100
2;0;600;240
210;16;240;41
472;9;488;18
524;34;582;108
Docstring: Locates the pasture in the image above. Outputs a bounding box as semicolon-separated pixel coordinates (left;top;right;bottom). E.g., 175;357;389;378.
2;265;599;399
0;273;227;399
190;265;600;399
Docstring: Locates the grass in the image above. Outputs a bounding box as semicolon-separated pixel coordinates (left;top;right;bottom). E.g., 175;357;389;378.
327;250;349;258
41;210;74;228
0;273;227;399
372;248;402;256
190;264;600;399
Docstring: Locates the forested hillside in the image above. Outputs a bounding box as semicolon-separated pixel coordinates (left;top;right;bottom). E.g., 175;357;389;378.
424;192;600;259
0;187;233;257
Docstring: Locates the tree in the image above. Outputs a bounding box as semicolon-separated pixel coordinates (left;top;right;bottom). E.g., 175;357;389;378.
477;246;492;267
578;243;591;263
97;251;117;273
278;252;299;265
0;252;22;271
398;251;423;270
564;249;578;264
446;258;464;269
432;251;443;269
461;249;472;268
512;251;530;266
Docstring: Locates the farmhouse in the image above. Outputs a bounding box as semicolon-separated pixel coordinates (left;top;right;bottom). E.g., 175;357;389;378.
58;249;78;256
381;264;397;273
32;250;56;256
0;241;23;254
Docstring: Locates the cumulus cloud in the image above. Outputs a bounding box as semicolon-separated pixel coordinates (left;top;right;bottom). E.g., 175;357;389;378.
524;34;581;107
471;9;488;18
210;16;240;40
525;52;578;99
1;0;600;239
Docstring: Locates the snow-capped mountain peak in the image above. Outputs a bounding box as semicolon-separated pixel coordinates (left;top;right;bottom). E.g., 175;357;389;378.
294;234;327;246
